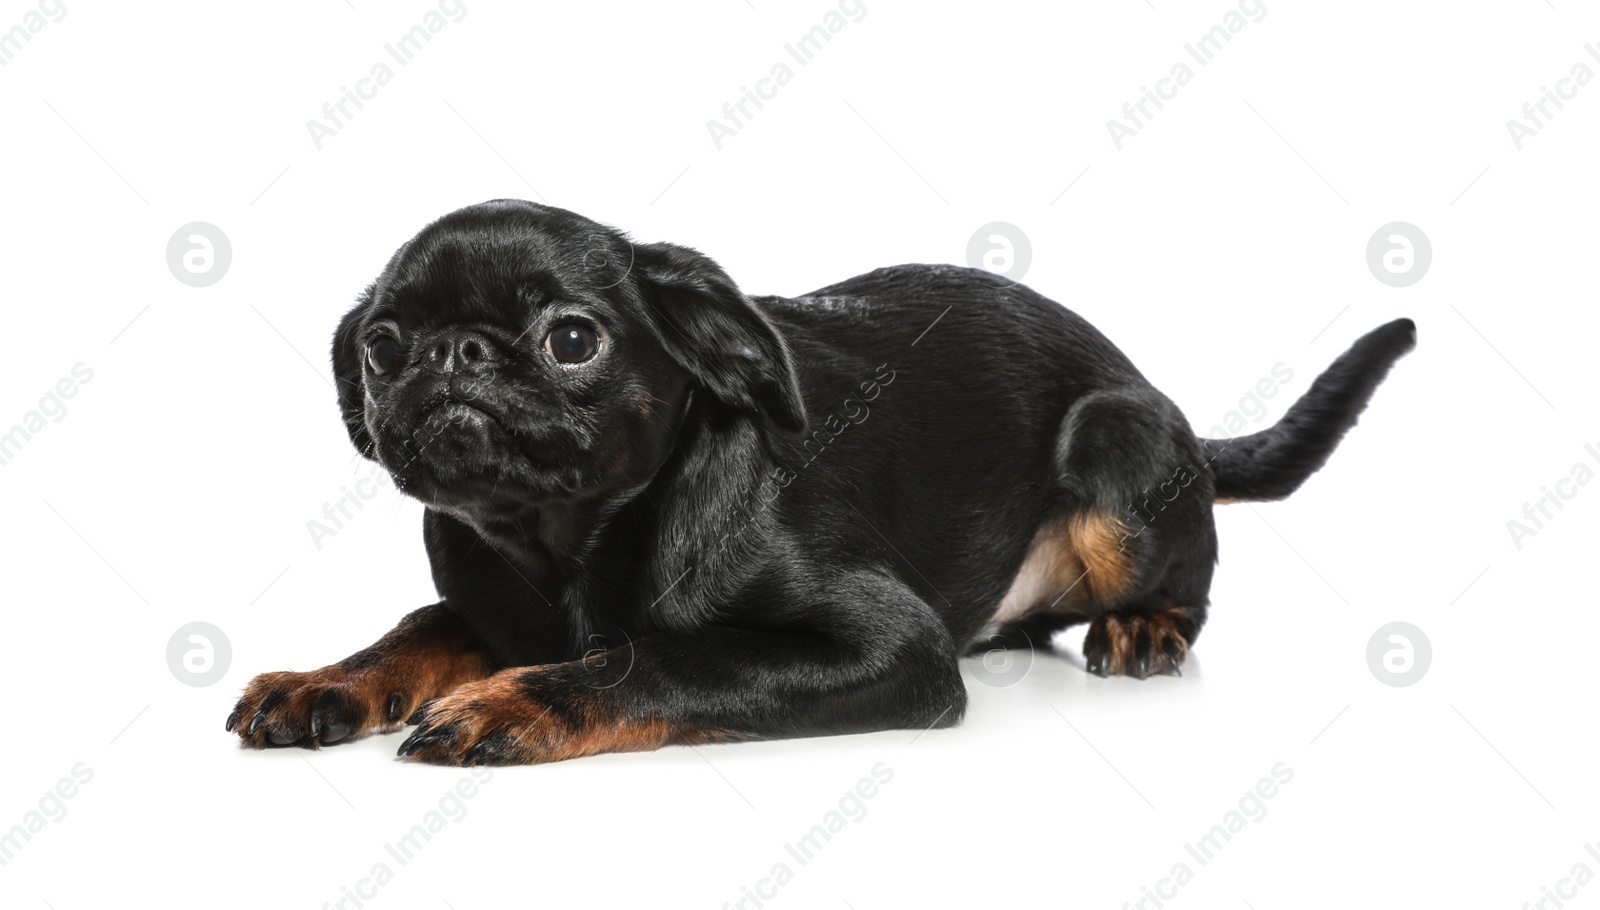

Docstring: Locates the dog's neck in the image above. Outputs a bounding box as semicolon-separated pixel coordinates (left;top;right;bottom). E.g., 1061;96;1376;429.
437;496;606;573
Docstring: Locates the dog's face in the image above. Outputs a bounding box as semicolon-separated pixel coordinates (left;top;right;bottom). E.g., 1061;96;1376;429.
331;200;806;520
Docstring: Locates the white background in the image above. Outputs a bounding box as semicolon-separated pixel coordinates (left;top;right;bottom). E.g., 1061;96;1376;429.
1;1;1595;908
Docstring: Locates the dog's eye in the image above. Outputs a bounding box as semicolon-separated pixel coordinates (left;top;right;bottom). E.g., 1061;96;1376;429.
545;324;599;364
367;336;403;375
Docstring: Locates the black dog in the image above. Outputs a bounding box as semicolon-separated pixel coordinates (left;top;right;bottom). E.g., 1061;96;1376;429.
227;199;1415;765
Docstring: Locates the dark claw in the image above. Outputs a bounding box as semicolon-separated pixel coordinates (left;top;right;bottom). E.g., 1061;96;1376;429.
1087;651;1107;677
225;705;243;732
397;731;423;757
387;693;406;724
463;731;513;767
1134;629;1155;679
310;691;353;744
267;730;296;746
246;691;287;736
398;724;455;758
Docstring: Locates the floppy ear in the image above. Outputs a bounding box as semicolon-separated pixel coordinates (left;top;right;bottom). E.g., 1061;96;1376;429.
631;241;806;433
331;286;376;458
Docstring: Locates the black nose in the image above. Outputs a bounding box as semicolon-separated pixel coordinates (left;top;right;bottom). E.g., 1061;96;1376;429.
425;331;501;374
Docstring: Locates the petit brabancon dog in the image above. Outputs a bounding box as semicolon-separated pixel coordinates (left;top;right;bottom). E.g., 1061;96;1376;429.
227;200;1415;765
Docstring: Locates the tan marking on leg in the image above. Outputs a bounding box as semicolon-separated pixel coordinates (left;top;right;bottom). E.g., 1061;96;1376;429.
400;667;739;766
1066;509;1137;602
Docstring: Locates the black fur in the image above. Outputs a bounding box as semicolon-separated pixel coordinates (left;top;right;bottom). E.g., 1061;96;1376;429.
227;199;1416;765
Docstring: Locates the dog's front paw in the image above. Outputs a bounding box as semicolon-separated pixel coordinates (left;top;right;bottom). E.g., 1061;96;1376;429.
397;670;677;766
226;667;418;749
395;671;559;766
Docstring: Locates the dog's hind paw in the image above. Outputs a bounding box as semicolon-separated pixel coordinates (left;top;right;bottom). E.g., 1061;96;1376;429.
1082;607;1195;679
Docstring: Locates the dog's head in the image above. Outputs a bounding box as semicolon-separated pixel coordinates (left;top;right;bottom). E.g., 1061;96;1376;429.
332;200;806;515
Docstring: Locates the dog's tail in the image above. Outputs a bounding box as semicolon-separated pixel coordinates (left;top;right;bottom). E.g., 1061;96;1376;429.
1202;318;1416;502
